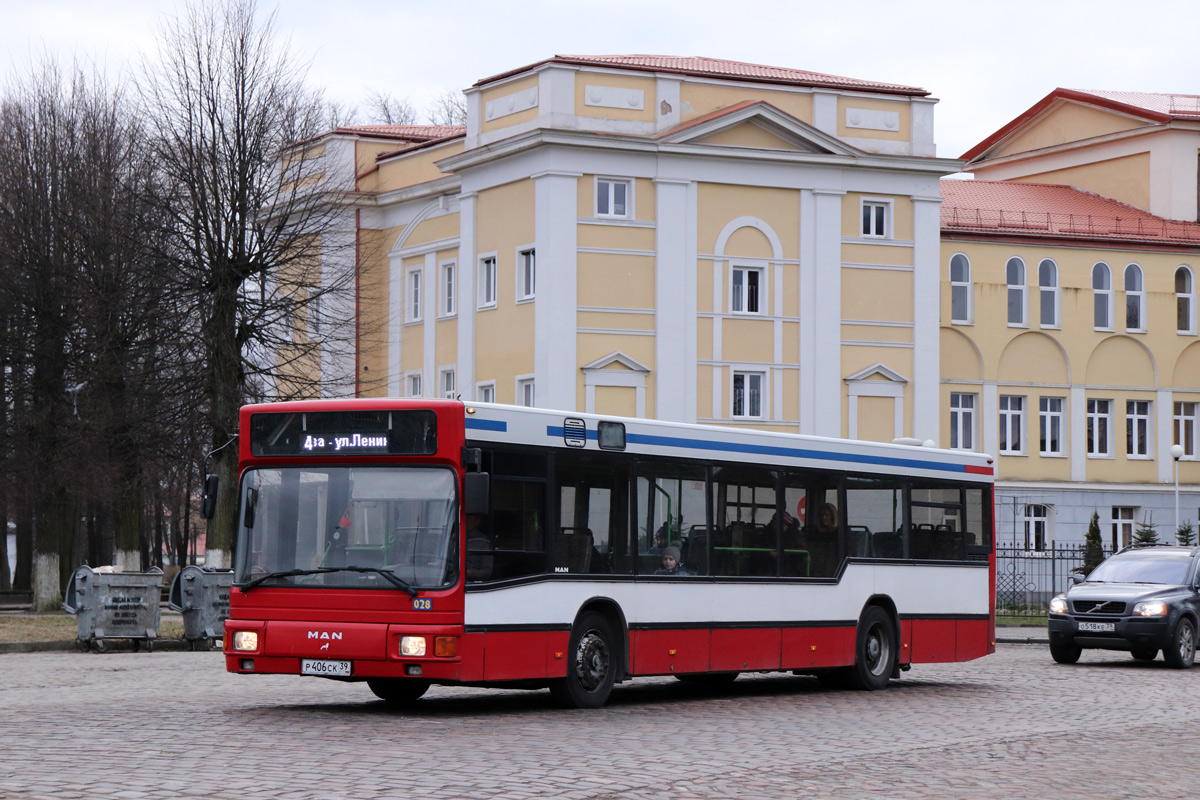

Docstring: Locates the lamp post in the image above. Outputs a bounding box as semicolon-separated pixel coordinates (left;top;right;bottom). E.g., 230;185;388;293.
1171;443;1185;539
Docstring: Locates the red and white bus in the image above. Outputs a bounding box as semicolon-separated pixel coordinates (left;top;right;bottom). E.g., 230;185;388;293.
221;398;995;708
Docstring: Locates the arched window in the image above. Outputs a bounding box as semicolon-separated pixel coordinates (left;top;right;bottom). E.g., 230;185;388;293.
1125;264;1145;332
1038;259;1059;328
1092;262;1112;330
1006;257;1026;326
950;253;971;323
1177;266;1196;334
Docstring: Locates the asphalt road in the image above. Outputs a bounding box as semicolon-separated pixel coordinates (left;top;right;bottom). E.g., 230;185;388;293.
0;643;1193;800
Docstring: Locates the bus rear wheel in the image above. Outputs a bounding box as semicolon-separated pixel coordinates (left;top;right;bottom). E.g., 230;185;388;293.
550;611;618;709
367;678;430;704
848;606;896;691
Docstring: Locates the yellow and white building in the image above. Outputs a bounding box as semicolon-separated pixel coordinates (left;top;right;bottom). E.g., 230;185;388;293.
948;88;1200;547
310;54;960;445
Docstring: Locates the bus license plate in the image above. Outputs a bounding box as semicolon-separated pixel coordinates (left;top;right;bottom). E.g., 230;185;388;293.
1078;621;1115;633
301;659;351;676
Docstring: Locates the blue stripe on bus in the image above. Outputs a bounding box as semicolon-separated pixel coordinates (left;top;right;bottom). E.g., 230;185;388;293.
466;418;508;432
545;425;973;475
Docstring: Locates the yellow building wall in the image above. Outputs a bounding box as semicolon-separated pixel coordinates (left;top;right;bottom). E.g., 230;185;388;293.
697;122;803;150
1012;153;1152;215
722;318;774;363
842;269;914;323
836;97;910;142
857;395;895;442
679;85;813;125
595;385;637;417
575;74;656;121
697;184;799;256
402;213;460;250
578;252;656;309
994;103;1146;158
374;141;464;193
575;176;656;222
480;75;540;134
577;222;655;253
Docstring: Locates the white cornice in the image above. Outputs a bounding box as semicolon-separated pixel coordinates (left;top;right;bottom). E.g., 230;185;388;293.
374;175;462;206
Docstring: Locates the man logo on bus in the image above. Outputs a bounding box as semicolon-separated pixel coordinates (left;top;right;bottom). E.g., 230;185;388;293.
307;631;343;640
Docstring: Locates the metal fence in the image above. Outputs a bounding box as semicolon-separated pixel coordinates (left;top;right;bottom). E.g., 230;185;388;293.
995;545;1112;618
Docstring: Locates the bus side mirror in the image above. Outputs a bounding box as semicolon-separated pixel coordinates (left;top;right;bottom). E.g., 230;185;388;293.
201;474;219;520
464;472;490;516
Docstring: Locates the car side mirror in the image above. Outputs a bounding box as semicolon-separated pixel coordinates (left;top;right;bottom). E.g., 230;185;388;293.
201;474;219;520
1070;573;1084;585
464;472;490;516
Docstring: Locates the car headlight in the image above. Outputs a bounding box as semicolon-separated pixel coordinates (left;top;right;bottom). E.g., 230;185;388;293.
1133;600;1168;617
232;631;259;651
1049;595;1069;615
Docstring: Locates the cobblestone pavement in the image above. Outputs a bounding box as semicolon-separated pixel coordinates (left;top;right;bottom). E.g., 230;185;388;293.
0;643;1195;800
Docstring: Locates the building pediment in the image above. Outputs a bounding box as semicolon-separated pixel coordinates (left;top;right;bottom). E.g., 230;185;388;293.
656;101;859;157
845;363;908;384
582;352;651;373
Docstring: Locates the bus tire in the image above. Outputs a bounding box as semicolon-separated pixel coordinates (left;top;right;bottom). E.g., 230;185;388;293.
848;606;896;691
550;611;618;709
367;678;430;704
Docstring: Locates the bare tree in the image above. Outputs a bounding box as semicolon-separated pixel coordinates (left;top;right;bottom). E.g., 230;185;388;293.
426;89;467;126
365;88;417;125
140;0;359;567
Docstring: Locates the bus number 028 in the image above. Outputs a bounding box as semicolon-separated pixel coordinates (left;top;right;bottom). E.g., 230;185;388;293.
412;598;431;611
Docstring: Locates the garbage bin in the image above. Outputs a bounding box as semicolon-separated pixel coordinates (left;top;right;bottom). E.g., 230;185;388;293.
167;565;233;650
63;565;163;652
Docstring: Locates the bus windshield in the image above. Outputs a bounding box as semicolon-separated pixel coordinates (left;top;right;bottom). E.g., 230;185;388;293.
235;466;458;590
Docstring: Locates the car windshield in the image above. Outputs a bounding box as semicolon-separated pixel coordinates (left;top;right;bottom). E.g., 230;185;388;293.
235;466;458;590
1085;550;1192;585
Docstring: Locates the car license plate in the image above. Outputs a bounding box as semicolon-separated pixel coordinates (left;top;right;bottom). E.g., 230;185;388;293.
301;659;351;676
1078;621;1115;633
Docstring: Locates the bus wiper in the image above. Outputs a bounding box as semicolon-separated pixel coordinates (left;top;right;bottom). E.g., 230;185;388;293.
241;566;418;596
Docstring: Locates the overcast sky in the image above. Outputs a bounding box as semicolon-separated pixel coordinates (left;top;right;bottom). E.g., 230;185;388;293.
3;0;1198;161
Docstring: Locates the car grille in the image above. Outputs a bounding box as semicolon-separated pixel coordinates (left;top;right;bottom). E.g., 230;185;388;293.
1072;600;1127;614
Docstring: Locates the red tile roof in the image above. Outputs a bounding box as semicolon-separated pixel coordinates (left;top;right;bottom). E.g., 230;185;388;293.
1075;90;1200;119
940;180;1200;246
336;124;465;141
475;55;928;97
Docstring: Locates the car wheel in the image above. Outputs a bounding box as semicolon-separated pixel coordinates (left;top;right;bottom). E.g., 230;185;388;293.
1130;648;1158;661
1049;641;1082;664
549;611;619;709
847;606;897;690
367;679;430;704
1164;618;1197;669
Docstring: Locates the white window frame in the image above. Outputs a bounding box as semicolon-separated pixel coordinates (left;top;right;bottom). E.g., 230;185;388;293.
1112;506;1135;550
1126;399;1151;459
478;254;498;310
730;263;765;315
516;246;535;302
1006;257;1027;327
439;260;456;318
949;392;976;451
405;372;423;398
949;253;972;324
1087;398;1113;458
731;371;766;419
308;288;321;338
1038;259;1060;329
406;266;422;323
1093;262;1113;331
998;395;1025;455
440;368;456;400
476;382;496;404
1039;396;1066;457
1124;263;1146;333
1174;400;1198;459
1176;265;1196;335
1022;504;1049;552
860;198;892;239
595;177;633;219
516;376;535;408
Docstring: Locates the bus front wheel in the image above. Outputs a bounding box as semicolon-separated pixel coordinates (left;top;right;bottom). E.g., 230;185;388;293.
848;606;897;691
367;678;430;705
550;611;618;709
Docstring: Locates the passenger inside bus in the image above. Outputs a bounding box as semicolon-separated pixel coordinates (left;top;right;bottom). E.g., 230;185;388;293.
465;513;493;581
654;546;690;576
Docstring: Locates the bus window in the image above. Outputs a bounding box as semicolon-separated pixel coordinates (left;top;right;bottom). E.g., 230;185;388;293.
479;446;548;581
965;487;992;557
636;463;708;575
844;477;904;559
910;484;965;560
781;472;835;577
554;455;630;575
713;466;777;577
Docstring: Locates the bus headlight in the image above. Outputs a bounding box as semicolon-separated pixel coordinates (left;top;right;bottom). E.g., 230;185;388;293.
232;631;259;651
400;636;427;657
1133;600;1167;616
1049;595;1069;615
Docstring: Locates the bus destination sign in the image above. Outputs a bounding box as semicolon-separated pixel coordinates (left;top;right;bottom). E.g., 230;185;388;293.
249;410;437;457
